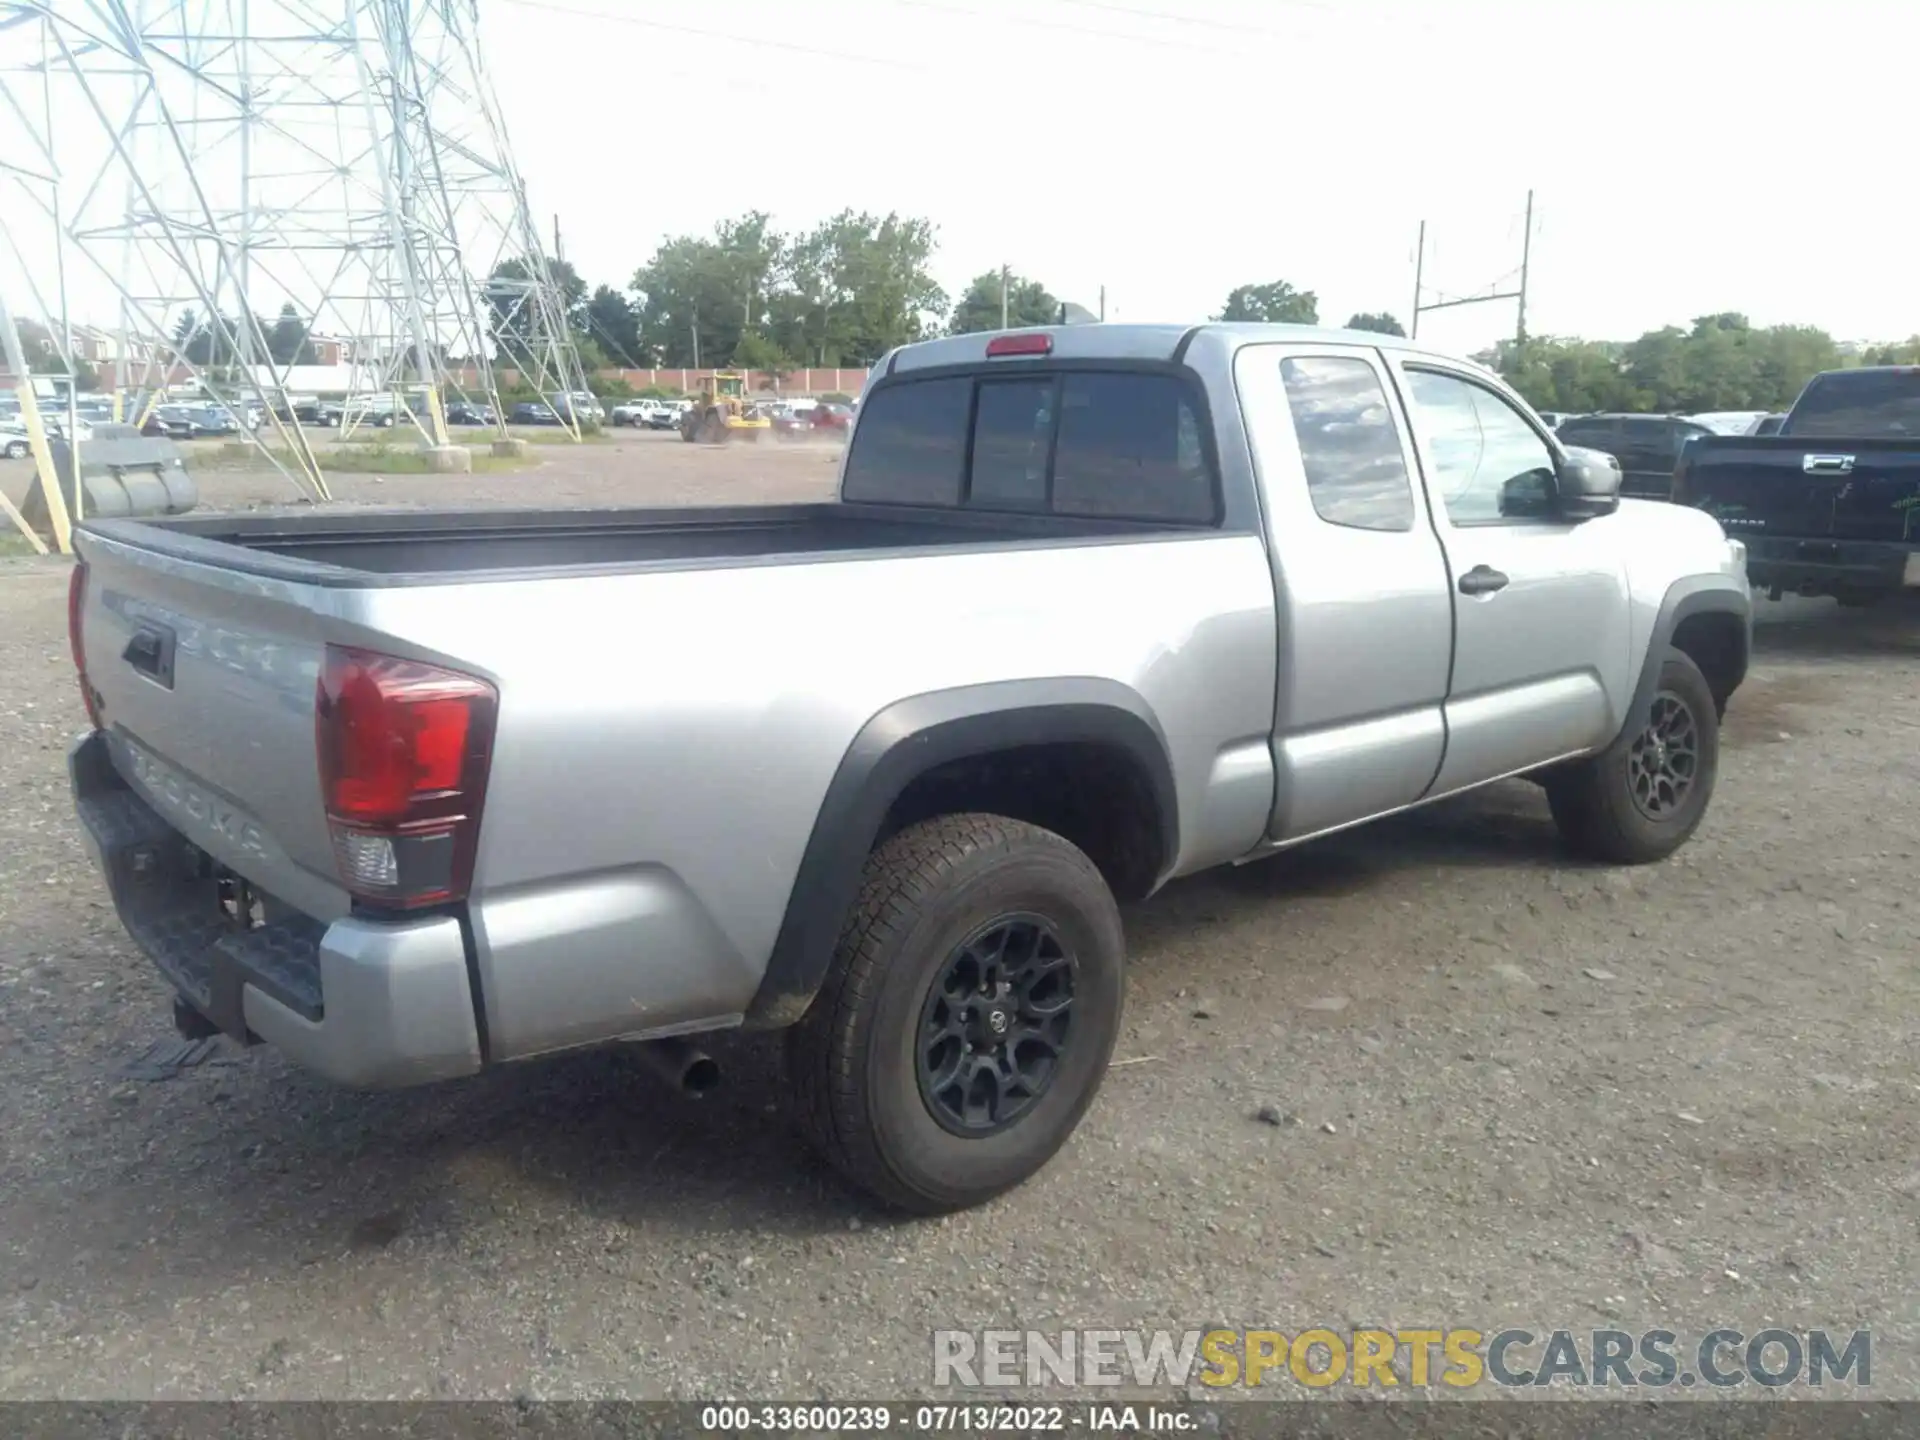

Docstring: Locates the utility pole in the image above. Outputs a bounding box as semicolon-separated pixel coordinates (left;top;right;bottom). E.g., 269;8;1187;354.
1409;193;1534;345
553;213;563;264
1515;188;1533;346
1409;220;1425;340
1000;264;1009;330
1098;285;1106;322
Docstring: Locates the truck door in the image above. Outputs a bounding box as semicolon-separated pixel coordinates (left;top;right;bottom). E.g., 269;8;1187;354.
1236;344;1454;841
1387;360;1633;794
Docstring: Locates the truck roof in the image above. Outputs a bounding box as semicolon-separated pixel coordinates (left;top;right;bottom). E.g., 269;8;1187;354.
885;321;1431;375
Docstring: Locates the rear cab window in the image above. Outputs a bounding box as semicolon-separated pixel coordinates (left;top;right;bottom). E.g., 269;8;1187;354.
1786;369;1920;438
842;368;1218;525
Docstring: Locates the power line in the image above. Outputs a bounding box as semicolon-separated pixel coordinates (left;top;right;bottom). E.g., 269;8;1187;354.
1053;0;1338;34
493;0;931;72
893;0;1252;58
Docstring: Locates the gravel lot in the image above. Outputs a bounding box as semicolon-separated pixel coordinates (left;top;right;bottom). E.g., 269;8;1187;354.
3;437;1919;1401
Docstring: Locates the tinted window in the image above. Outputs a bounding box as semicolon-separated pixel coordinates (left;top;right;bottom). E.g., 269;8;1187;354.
1787;370;1920;437
1278;356;1416;531
1556;419;1614;449
1051;373;1215;524
841;376;971;506
1621;417;1672;444
1754;413;1786;436
1404;369;1558;525
968;379;1054;510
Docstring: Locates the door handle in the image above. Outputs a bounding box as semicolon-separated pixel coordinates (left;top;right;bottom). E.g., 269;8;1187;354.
123;624;177;688
1802;454;1855;474
1457;565;1509;597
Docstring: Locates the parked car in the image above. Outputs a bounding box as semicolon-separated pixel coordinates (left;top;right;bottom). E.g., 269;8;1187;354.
548;392;604;425
181;405;242;438
1685;411;1770;437
142;405;204;440
609;399;657;427
64;322;1749;1213
1751;413;1787;436
809;401;854;434
43;417;97;444
1552;413;1717;500
770;401;817;439
444;401;497;427
1674;365;1920;605
644;401;686;431
509;401;560;426
0;421;28;459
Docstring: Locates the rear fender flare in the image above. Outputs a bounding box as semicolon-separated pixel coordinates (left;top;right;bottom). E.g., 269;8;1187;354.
745;679;1178;1029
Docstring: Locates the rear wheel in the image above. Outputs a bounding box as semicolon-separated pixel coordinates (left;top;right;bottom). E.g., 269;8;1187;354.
3;439;26;460
788;813;1125;1214
1547;648;1719;864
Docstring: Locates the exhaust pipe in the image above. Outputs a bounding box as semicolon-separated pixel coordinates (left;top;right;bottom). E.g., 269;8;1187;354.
630;1036;720;1096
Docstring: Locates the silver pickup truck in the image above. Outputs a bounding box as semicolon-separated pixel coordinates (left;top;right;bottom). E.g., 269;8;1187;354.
67;323;1751;1213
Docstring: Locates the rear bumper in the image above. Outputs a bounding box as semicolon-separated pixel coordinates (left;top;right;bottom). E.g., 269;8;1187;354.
70;730;482;1089
1743;536;1920;597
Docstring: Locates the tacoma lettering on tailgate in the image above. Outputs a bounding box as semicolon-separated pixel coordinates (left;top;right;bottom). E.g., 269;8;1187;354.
123;741;272;864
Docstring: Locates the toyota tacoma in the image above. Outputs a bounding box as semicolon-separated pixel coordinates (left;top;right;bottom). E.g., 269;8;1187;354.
67;323;1751;1212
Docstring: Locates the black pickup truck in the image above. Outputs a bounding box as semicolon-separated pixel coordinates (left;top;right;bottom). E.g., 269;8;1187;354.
1674;366;1920;604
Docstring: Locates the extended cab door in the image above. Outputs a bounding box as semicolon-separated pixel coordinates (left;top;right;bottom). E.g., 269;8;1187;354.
1385;359;1633;794
1236;343;1454;841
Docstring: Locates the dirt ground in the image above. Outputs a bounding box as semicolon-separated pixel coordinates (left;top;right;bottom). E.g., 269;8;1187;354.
3;436;1920;1401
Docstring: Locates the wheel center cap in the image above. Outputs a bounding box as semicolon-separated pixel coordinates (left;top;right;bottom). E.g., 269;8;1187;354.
984;1006;1011;1038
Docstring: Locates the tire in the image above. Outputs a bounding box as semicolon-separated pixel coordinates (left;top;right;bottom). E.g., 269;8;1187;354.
1547;647;1719;865
3;440;26;460
787;813;1125;1214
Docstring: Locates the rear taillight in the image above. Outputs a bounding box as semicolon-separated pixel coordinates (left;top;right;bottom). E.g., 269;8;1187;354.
68;561;103;729
316;644;497;910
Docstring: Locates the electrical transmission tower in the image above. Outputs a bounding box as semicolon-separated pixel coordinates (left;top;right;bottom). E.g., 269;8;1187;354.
0;0;590;505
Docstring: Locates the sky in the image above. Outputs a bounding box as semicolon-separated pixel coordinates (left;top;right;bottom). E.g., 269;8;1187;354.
1;0;1914;361
472;0;1916;355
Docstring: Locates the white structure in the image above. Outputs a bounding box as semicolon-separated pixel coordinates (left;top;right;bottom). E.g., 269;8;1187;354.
0;0;591;501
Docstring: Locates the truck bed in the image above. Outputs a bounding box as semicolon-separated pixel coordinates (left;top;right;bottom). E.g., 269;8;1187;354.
85;502;1181;584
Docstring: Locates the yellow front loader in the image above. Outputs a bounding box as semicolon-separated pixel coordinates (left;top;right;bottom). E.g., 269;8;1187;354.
679;371;771;444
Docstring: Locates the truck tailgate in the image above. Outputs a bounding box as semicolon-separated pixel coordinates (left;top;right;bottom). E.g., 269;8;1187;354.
1678;437;1920;542
75;531;348;920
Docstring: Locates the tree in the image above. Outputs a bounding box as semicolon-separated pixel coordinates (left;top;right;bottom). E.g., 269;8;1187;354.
632;211;785;369
584;285;643;367
266;303;317;366
1491;321;1850;416
484;255;588;363
1214;281;1317;325
732;329;790;385
774;210;946;364
948;270;1057;335
1493;337;1642;414
1345;311;1405;337
1864;336;1920;366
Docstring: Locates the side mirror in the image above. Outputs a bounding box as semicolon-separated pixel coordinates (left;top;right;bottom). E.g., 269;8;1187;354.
1556;447;1622;519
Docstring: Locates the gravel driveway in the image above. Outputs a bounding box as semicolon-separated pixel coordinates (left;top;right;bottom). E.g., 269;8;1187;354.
2;452;1917;1401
